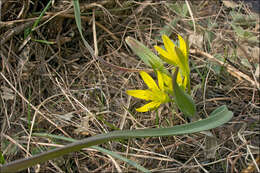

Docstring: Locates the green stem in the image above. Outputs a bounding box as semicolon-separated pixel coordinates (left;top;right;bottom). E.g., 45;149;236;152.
187;75;191;95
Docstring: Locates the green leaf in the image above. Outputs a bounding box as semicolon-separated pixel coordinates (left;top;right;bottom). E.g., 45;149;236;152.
25;0;52;38
24;28;31;39
172;67;196;117
0;107;233;173
125;37;169;75
0;152;5;164
73;0;95;57
32;0;52;30
32;133;150;173
31;39;55;44
209;105;228;116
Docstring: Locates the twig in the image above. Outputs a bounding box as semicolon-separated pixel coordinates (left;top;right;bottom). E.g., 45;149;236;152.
190;48;260;89
0;21;35;45
114;0;152;32
241;156;260;173
185;0;196;33
0;72;70;137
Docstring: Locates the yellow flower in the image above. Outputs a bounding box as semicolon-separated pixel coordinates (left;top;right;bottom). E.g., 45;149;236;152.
154;34;190;89
126;71;171;112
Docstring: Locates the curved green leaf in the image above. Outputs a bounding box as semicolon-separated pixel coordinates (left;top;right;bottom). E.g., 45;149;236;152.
172;67;196;117
0;107;232;173
32;133;150;173
73;0;95;57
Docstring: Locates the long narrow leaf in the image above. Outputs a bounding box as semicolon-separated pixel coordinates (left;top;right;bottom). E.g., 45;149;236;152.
73;0;95;57
32;0;52;30
24;0;52;38
0;108;232;173
31;133;150;173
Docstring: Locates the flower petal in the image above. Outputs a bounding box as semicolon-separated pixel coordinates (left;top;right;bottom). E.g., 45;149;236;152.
183;76;188;89
177;70;184;86
136;101;161;112
162;73;173;91
178;34;189;61
172;68;186;88
139;71;159;90
126;90;153;101
175;46;190;77
158;35;181;66
162;35;181;65
157;71;164;91
154;46;169;60
154;46;178;66
162;35;175;55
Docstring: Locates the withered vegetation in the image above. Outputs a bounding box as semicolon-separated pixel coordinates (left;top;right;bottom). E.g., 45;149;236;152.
0;1;259;172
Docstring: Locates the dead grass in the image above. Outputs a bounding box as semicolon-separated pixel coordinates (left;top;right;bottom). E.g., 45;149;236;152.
0;0;259;172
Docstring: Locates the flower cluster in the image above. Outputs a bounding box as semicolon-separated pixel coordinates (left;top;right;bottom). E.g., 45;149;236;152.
126;34;190;112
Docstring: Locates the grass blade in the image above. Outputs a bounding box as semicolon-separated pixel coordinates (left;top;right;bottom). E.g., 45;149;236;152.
32;0;52;30
24;0;52;38
72;0;95;57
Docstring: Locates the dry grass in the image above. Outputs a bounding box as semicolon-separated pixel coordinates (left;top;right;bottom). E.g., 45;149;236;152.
0;0;259;172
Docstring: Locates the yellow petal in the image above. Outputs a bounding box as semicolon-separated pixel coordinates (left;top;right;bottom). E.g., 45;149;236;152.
157;71;164;91
172;68;186;89
162;73;173;91
162;35;181;66
175;46;190;76
154;46;178;66
162;35;175;55
154;46;169;60
183;76;188;89
126;90;153;101
149;89;170;103
178;34;189;61
177;35;190;78
177;70;184;86
136;101;161;112
139;71;159;90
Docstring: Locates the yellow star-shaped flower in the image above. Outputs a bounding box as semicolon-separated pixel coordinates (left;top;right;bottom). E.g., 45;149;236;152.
154;34;190;90
126;71;172;112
